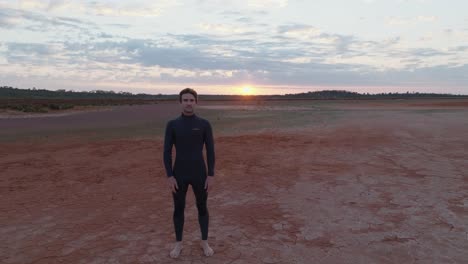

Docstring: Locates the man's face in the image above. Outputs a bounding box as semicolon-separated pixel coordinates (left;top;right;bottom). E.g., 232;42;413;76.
180;93;197;115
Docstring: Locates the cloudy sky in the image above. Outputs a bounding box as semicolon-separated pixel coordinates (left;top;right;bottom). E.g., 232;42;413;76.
1;0;467;95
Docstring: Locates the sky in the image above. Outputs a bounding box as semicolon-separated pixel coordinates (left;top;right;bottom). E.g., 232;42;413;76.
0;0;467;95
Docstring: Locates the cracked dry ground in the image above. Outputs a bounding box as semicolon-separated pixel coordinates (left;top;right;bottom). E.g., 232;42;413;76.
1;112;468;263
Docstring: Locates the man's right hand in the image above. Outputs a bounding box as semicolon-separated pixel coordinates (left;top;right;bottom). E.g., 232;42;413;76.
167;176;178;193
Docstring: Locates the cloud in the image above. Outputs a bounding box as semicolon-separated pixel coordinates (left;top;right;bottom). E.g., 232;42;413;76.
449;46;468;52
7;42;54;55
200;0;285;13
219;10;244;16
380;64;468;88
0;0;177;17
247;0;288;8
16;0;49;10
199;23;255;35
386;15;438;26
2;5;467;93
277;24;321;38
49;24;466;79
416;15;437;22
3;42;62;66
0;7;94;31
362;0;428;4
84;1;165;17
106;23;132;29
0;9;21;27
235;17;254;23
397;0;428;3
409;48;449;57
274;24;360;57
97;32;113;39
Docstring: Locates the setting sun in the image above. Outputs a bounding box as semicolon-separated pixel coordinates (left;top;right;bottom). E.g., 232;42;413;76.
240;85;254;95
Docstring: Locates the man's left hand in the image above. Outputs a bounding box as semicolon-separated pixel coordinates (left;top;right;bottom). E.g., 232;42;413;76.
205;176;214;193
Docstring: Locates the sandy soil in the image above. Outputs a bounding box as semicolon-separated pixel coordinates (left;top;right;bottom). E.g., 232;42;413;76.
1;100;468;263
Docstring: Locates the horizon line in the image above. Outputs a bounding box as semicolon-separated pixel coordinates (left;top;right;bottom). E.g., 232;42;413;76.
2;86;468;97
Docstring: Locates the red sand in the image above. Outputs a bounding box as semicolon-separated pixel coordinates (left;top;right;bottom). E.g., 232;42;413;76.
1;100;468;263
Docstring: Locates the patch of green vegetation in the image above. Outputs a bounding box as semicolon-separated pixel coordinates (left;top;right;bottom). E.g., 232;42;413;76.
5;104;49;113
47;103;75;110
1;103;75;112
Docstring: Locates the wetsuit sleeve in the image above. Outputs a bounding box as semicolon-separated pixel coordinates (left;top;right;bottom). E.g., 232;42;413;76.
163;120;174;177
204;121;215;176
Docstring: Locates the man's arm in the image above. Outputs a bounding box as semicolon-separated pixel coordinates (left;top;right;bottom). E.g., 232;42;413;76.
163;120;175;177
204;121;215;177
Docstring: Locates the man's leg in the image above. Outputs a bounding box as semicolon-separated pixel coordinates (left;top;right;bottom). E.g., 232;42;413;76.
170;177;188;258
192;176;214;256
192;177;209;239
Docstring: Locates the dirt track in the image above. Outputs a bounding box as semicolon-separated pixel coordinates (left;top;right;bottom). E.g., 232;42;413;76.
1;99;468;263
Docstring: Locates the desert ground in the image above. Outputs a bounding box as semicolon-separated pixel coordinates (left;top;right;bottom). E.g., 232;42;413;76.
1;99;467;263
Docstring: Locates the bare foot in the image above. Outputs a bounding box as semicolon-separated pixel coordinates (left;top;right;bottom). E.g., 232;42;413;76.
200;240;214;256
170;242;183;258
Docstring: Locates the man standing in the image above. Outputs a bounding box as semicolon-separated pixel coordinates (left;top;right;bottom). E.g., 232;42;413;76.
163;88;215;258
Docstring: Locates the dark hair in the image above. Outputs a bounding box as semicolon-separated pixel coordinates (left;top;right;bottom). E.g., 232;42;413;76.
179;88;198;103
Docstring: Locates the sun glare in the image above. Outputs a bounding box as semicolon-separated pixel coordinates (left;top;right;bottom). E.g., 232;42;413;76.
240;85;254;95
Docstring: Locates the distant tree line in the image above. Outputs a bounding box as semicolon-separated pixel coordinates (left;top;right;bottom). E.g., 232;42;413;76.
1;86;466;101
281;90;465;99
0;86;174;113
0;86;175;100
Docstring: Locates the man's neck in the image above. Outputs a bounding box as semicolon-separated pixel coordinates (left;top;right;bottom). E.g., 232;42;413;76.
182;112;195;116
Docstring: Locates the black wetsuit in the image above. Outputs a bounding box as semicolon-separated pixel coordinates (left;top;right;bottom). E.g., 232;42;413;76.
163;113;215;241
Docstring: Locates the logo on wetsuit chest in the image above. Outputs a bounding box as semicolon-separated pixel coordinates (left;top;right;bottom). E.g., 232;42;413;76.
192;128;200;131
